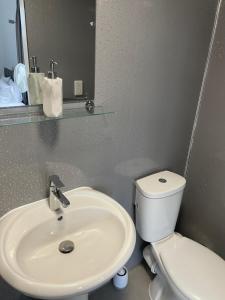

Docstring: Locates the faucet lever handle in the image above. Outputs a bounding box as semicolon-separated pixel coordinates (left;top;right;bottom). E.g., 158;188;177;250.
49;175;65;188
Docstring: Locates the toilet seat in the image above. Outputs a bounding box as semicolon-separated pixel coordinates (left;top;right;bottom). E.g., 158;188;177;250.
154;235;225;300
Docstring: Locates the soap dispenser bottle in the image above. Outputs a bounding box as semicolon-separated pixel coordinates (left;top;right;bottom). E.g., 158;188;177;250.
42;59;63;118
28;56;45;105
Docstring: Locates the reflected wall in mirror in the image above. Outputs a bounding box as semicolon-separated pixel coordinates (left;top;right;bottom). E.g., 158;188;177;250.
0;0;96;108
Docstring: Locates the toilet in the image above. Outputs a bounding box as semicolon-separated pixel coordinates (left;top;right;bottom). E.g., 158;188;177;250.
135;170;225;300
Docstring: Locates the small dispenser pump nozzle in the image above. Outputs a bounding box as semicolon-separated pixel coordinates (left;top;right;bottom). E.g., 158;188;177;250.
48;59;58;79
29;56;40;73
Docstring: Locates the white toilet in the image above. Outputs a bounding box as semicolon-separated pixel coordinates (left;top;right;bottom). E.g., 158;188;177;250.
135;171;225;300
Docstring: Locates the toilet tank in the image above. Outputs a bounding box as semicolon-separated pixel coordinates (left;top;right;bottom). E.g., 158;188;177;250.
135;171;186;243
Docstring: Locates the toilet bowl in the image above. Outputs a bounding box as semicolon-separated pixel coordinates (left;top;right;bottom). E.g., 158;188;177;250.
135;171;225;300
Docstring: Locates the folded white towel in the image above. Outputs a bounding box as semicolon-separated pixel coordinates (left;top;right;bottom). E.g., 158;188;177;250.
0;76;24;107
14;63;28;93
41;77;63;117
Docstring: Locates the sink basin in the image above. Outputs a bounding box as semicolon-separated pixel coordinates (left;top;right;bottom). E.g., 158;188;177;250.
0;187;136;299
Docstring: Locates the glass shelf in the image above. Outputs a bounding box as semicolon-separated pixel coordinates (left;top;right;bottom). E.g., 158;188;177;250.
0;106;114;127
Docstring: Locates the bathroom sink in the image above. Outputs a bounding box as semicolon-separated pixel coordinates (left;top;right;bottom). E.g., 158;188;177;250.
0;187;136;299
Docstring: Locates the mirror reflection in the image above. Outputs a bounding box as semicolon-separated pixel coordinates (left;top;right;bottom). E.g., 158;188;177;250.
0;0;96;108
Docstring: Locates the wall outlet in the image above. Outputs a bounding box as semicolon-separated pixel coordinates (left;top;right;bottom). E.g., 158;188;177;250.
74;80;83;96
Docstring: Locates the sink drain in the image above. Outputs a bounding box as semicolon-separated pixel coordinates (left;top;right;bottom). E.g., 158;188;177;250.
59;240;75;254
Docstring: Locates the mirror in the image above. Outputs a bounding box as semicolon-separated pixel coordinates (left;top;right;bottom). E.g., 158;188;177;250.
0;0;96;108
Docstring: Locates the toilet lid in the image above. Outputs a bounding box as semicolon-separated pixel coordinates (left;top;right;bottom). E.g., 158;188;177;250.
160;237;225;300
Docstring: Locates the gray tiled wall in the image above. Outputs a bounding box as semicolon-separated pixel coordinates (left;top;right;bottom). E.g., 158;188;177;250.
178;0;225;259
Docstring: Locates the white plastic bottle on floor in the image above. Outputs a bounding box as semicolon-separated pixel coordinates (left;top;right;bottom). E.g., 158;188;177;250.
113;267;128;289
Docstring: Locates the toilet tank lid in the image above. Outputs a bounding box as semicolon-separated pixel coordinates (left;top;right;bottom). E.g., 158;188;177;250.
136;171;186;198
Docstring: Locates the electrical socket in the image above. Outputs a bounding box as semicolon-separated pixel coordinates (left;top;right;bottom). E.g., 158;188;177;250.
74;80;83;96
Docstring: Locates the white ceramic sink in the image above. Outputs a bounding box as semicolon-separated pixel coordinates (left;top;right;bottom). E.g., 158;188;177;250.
0;187;136;299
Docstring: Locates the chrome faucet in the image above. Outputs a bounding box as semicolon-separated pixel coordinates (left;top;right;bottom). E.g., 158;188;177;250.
49;175;70;211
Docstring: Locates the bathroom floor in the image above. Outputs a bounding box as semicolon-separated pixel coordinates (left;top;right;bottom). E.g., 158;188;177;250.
90;264;151;300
